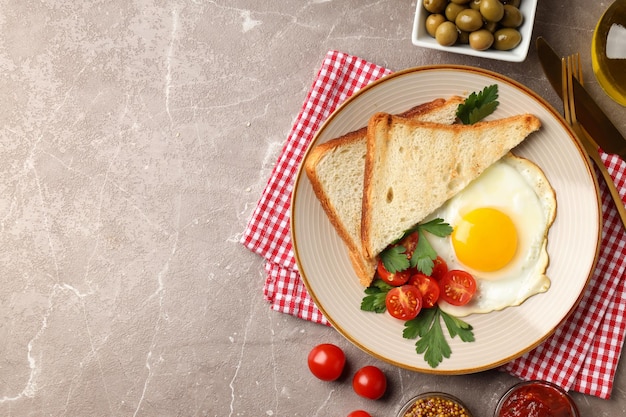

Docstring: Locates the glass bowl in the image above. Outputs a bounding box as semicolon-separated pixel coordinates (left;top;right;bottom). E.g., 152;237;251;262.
397;392;473;417
591;0;626;106
494;380;579;417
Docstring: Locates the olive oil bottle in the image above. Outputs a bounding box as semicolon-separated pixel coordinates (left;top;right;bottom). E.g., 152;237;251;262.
591;0;626;106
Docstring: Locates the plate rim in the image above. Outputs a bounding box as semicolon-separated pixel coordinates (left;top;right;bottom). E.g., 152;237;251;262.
291;64;602;374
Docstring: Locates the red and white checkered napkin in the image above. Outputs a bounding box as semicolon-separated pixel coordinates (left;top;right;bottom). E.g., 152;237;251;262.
240;50;626;399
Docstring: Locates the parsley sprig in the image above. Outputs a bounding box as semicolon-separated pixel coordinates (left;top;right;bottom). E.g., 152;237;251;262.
379;218;453;276
361;218;474;368
360;279;474;368
360;279;394;313
456;84;499;125
379;245;410;274
404;307;474;368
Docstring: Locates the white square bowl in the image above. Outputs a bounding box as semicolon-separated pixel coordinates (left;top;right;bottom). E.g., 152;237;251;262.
411;0;538;62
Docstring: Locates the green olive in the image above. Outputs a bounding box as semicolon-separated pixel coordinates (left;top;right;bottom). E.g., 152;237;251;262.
500;5;524;27
480;0;505;22
493;27;522;50
423;0;447;14
502;0;521;7
426;13;447;37
457;30;471;44
421;0;523;53
483;20;498;33
445;2;467;22
455;9;484;32
435;21;459;46
469;0;482;11
469;29;494;50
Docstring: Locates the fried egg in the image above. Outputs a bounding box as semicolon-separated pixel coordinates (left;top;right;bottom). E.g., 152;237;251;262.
425;153;557;317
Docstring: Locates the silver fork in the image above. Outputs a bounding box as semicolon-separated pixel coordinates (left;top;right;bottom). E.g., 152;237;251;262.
561;54;626;229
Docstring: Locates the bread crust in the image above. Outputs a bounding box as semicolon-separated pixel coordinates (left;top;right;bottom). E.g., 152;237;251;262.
304;98;462;287
361;112;542;260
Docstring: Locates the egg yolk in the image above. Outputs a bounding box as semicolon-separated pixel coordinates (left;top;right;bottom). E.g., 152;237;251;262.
451;207;518;272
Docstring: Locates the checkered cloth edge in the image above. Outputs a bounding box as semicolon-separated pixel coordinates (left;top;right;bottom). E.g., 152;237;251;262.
502;159;626;398
241;50;391;271
240;50;626;399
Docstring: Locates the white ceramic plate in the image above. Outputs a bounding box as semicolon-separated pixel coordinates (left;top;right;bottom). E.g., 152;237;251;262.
291;66;601;374
412;0;538;62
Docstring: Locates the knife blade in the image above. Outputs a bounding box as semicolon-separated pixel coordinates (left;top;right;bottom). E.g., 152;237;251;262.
536;36;626;160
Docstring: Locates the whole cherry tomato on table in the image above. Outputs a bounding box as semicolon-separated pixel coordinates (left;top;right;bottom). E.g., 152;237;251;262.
347;411;372;417
352;365;387;400
307;343;346;381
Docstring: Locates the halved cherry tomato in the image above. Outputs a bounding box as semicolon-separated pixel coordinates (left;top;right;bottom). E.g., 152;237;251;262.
398;231;419;260
352;365;387;400
385;285;422;320
307;343;346;381
431;256;449;280
409;273;440;308
438;270;477;306
377;259;410;286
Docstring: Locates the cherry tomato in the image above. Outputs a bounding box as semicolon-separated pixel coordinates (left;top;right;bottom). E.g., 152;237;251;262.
347;411;372;417
307;344;346;381
438;270;477;306
409;273;440;308
352;365;387;400
385;285;422;320
431;256;449;280
377;259;410;286
398;231;419;260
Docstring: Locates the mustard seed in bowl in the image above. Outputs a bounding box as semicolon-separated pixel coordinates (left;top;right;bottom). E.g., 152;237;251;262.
397;392;473;417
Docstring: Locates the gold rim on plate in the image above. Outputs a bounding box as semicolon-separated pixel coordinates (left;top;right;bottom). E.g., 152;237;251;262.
291;65;601;374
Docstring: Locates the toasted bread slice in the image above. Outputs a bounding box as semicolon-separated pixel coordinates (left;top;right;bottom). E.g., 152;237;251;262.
361;112;542;260
304;97;463;286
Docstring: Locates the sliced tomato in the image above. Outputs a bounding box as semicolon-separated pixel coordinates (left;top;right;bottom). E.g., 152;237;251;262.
398;231;419;260
385;285;422;320
431;256;449;280
438;270;477;306
408;273;440;308
377;259;410;286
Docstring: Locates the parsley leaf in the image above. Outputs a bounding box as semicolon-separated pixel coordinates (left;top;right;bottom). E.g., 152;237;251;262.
411;230;438;275
418;218;454;237
402;307;438;339
404;308;451;368
441;310;475;342
379;245;409;274
456;84;499;125
403;307;475;368
360;279;393;313
408;219;453;275
379;219;453;276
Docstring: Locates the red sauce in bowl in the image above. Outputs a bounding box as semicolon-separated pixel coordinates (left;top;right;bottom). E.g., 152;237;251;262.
495;381;579;417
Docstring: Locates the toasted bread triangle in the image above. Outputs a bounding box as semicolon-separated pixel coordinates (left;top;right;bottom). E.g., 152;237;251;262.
304;97;463;286
361;113;542;261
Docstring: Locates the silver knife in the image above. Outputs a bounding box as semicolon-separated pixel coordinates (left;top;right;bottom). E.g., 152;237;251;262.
536;36;626;160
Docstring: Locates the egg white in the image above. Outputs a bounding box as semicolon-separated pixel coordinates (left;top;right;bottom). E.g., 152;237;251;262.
425;153;557;317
